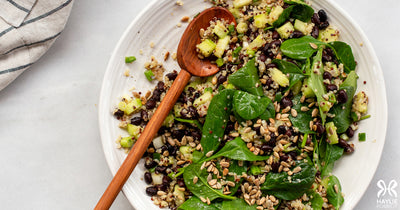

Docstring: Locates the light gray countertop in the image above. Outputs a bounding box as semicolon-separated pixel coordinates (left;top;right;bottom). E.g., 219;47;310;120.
0;0;399;209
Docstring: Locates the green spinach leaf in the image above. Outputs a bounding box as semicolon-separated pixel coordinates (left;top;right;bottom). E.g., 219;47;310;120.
261;160;316;200
204;137;269;162
308;48;327;124
221;199;258;210
324;175;344;210
179;196;220;210
259;102;276;120
329;71;358;133
319;140;344;178
228;59;263;96
201;89;235;156
280;36;325;60
183;163;236;202
329;41;356;72
273;6;294;28
286;1;314;22
289;95;315;134
307;189;324;209
233;91;272;120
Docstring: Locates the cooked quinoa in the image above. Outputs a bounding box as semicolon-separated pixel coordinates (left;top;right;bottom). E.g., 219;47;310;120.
113;0;369;209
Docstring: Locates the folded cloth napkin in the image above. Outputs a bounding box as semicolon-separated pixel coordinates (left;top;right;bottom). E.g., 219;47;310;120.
0;0;74;91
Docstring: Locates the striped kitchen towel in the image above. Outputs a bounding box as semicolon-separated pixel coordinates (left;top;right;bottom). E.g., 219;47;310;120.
0;0;74;91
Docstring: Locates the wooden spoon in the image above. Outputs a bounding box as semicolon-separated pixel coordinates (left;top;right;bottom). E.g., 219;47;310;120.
95;7;236;209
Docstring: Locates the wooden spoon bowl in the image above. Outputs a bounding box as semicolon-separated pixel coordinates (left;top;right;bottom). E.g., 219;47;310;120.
95;7;235;210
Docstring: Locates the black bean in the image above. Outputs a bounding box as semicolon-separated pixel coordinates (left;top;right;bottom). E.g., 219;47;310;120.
113;109;124;119
280;96;293;108
272;31;280;39
337;89;348;103
157;184;168;192
187;87;195;94
319;21;330;30
177;179;186;188
262;43;271;53
260;144;273;153
266;63;278;70
325;48;335;57
155;166;167;174
166;71;177;80
271;161;280;173
144;159;157;169
254;126;261;135
157;81;165;92
191;130;202;140
168;145;178;156
278;125;286;135
311;13;321;25
145;99;156;109
140;110;149;121
285;128;293;137
280;154;289;162
151;89;161;101
291;31;304;38
217;74;228;84
130;117;142;125
288;151;297;159
144;172;152;184
338;139;355;154
162;175;172;185
146;186;158;196
318;10;328;22
172;129;185;139
322;52;332;62
315;121;325;134
346;127;355;138
323;71;332;80
259;54;267;62
311;26;319;39
270;40;282;48
265;78;273;87
326;84;338;91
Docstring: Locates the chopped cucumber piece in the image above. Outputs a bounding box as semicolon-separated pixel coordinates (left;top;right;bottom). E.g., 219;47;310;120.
301;78;316;98
294;19;314;35
173;184;186;206
216;58;224;67
214;35;230;58
162;113;174;127
197;39;216;57
267;6;284;25
318;26;339;43
324;62;340;77
233;0;252;8
236;22;248;34
276;22;295;39
358;133;366;141
120;136;135;148
125;56;136;63
325;122;339;144
254;13;268;29
352;91;368;114
270;67;289;87
247;34;266;51
193;91;213;108
127;123;141;138
119;98;142;115
213;21;229;38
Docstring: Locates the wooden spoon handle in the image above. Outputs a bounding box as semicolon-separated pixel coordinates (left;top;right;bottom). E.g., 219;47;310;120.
95;69;192;210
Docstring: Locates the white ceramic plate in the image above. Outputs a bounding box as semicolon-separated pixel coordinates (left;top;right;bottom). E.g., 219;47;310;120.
99;0;387;209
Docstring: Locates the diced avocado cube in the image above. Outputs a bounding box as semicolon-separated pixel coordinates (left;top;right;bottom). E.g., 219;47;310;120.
233;0;252;8
323;62;340;77
270;67;289;87
325;122;339;144
236;22;248;34
294;19;314;35
276;22;295;39
318;26;339;43
301;78;316;98
124;98;142;115
213;21;229;38
120;136;135;148
266;6;284;25
127;124;141;138
254;13;268;29
352;91;368;114
214;36;230;58
197;39;216;57
247;34;266;51
193;91;213;108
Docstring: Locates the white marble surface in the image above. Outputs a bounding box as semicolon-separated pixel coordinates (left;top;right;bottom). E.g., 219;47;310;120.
0;0;398;209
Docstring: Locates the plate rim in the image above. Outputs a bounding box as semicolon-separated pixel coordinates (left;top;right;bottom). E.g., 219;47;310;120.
98;0;388;209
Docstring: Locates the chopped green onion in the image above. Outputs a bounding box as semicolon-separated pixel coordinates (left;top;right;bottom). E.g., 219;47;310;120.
174;117;203;130
358;133;366;141
125;56;136;63
228;24;235;35
144;70;154;81
153;153;161;161
360;115;371;121
204;87;213;93
301;133;308;148
233;46;242;58
216;58;224;67
149;166;156;173
264;26;274;31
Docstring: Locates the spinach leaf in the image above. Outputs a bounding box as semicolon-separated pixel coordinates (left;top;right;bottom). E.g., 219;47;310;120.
233;91;272;120
324;175;344;210
259;102;276;120
319;140;344;178
280;36;325;60
228;59;263;96
285;0;314;22
272;59;306;90
261;160;316;200
175;117;203;130
308;48;327;124
329;71;358;133
201;89;235;156
221;199;258;210
289;95;315;134
307;190;324;209
329;41;356;72
183;163;236;202
273;6;294;28
204;137;269;162
312;136;321;172
179;196;220;210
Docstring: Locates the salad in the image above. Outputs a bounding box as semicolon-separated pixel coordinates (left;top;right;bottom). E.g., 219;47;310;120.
113;0;369;209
